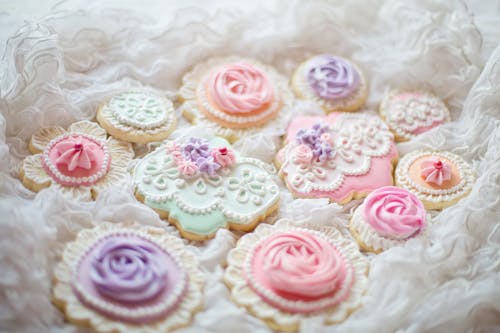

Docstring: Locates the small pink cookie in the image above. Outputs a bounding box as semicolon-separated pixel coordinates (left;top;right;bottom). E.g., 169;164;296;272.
52;223;204;333
180;56;293;142
395;150;475;210
276;113;398;204
350;186;428;253
224;222;368;332
379;90;450;141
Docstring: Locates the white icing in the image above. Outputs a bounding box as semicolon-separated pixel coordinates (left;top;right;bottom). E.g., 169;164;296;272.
279;114;394;194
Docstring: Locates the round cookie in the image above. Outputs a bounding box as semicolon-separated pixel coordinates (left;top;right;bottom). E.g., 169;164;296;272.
133;136;280;241
224;221;368;332
379;90;450;141
20;120;133;201
52;223;204;333
349;186;428;253
395;150;474;209
276;113;398;204
291;54;367;113
97;90;176;144
179;56;293;143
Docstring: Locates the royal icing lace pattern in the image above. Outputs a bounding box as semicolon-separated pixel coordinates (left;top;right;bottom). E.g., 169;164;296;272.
134;137;280;236
52;223;204;333
380;91;450;140
279;114;394;194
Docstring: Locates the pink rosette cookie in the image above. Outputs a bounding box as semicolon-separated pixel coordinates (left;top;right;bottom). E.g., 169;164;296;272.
276;113;398;204
224;221;368;332
379;90;450;141
349;186;428;253
291;54;367;112
52;223;204;333
20;121;133;201
180;56;293;142
395;150;475;209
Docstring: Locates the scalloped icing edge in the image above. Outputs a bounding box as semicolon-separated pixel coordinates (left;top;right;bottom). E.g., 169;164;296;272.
179;56;294;143
52;222;205;333
395;150;475;210
224;221;369;332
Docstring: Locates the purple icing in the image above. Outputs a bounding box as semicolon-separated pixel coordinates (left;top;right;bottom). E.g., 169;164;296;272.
90;238;168;304
306;55;360;100
183;138;210;161
196;156;221;177
296;123;334;162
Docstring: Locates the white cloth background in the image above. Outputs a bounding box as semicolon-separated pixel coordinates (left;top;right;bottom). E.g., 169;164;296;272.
0;0;499;332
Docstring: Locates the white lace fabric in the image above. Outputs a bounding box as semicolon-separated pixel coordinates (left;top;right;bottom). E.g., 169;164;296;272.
0;1;499;333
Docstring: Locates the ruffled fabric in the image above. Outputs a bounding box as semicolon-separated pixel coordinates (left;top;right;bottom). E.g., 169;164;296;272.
0;1;499;333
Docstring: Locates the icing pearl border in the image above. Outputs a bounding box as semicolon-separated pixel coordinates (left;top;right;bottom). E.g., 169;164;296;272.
71;230;188;323
293;57;367;111
395;150;475;204
244;227;355;314
380;90;451;141
100;90;175;133
350;203;429;252
41;133;111;186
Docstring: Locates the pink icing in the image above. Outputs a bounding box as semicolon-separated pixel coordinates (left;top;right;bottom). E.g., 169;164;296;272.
363;186;425;240
73;233;187;324
420;158;452;185
278;114;398;203
207;63;274;114
246;231;352;314
211;147;235;168
43;134;110;187
177;160;199;177
294;144;313;164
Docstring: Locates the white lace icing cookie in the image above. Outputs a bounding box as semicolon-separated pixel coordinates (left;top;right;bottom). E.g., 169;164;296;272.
52;223;204;333
395;150;475;209
179;56;293;142
20;120;134;201
97;90;176;144
224;221;368;332
291;54;367;112
276;113;398;204
133;136;280;240
379;90;450;141
349;186;429;253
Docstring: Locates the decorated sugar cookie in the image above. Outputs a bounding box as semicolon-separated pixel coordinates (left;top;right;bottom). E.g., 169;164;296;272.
395;150;474;209
20;121;133;201
52;223;204;333
349;186;428;253
179;56;293;142
97;90;176;144
276;113;398;204
291;55;367;113
224;221;368;332
133;136;280;240
379;90;450;141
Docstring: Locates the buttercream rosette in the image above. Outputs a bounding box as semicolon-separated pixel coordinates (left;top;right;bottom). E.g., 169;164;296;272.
52;223;204;333
224;221;368;332
349;186;429;253
291;54;367;112
395;150;475;210
20;121;134;201
179;56;293;142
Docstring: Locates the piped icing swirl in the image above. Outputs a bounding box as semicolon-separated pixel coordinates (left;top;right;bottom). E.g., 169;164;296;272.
207;63;274;114
90;237;168;304
306;55;360;100
246;230;353;313
363;186;425;240
54;136;99;171
420;158;452;185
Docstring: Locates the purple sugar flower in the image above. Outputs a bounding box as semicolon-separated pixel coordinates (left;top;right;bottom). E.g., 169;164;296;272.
196;156;221;177
313;142;334;162
183;137;210;162
296;123;334;161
